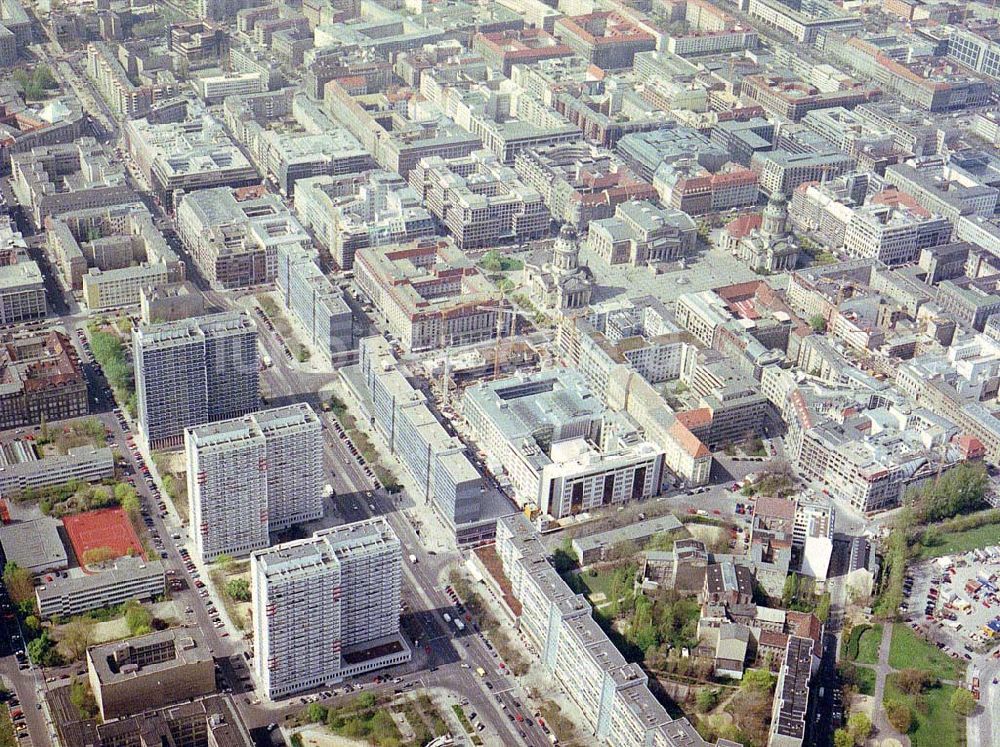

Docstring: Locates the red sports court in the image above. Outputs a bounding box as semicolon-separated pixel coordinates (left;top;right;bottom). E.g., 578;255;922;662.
63;508;144;567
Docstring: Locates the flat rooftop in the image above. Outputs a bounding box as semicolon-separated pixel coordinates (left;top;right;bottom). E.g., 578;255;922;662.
88;627;212;684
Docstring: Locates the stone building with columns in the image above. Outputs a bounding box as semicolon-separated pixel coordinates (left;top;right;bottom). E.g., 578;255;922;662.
723;194;800;273
524;225;595;313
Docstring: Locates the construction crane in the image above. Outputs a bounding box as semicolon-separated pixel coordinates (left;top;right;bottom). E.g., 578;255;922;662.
477;304;541;379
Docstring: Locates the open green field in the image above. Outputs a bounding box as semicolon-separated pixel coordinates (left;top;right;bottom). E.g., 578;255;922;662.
885;676;964;747
888;624;966;680
916;520;1000;559
572;569;620;604
856;624;882;665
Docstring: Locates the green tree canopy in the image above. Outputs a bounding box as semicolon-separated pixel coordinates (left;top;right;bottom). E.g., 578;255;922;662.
908;462;988;523
305;702;327;723
847;712;872;744
124;600;153;636
3;562;34;607
696;688;719;713
226;578;251;602
950;687;976;716
741;668;776;694
115;483;141;515
27;631;62;666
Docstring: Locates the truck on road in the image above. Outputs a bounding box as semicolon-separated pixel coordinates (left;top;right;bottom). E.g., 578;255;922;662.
409;553;418;564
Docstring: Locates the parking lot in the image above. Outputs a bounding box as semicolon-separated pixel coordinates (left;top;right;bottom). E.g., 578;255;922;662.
902;548;1000;657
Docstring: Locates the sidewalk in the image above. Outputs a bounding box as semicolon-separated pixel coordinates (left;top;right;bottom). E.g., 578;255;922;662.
865;624;910;746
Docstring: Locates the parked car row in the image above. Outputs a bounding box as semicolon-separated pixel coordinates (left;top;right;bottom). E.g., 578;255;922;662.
3;690;30;741
330;418;380;491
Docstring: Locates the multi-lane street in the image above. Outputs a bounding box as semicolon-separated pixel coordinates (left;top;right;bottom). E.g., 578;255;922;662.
251;315;554;746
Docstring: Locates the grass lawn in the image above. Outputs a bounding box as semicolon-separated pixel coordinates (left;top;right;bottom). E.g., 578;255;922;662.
0;704;15;747
572;569;619;604
854;666;876;696
888;624;966;680
856;624;883;665
885;676;964;747
916;521;1000;559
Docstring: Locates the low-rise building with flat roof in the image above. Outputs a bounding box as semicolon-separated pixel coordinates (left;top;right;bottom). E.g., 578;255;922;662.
828;33;990;112
0;0;30;66
558;296;694;401
409;150;548;250
617;126;730;182
140;282;207;324
0;260;46;325
293;172;435;271
324;80;481;179
59;695;253;747
87;628;215;720
0;517;67;574
740;74;881;122
493;513;715;747
345;337;511;546
193;71;268;104
223;89;372;196
0;443;113;499
653;159;759;215
85;42;156;120
276;243;353;363
472;28;575;77
36;557;165;618
0;88;85;169
514;142;657;229
46;203;185;309
751;149;854;197
572;515;683;565
768;636;815;747
125;108;258;204
554;12;656;70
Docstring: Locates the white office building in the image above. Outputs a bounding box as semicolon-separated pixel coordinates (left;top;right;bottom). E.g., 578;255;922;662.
463;370;665;519
186;404;323;562
251;519;407;700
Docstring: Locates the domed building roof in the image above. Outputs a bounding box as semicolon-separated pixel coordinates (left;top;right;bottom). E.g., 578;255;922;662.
552;223;581;272
523;225;595;312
